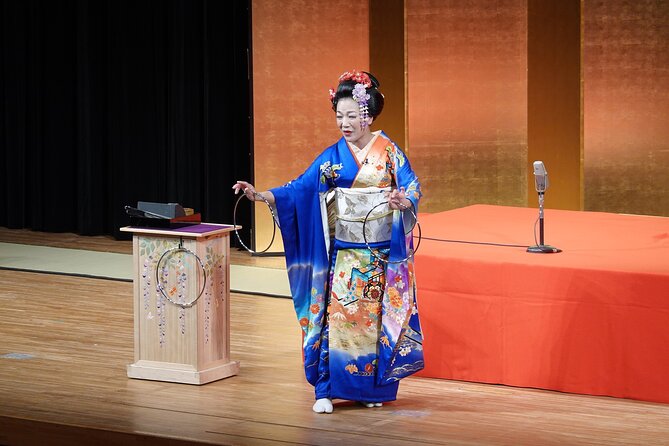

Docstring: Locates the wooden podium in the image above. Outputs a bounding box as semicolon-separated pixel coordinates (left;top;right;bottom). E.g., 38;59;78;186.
120;223;240;385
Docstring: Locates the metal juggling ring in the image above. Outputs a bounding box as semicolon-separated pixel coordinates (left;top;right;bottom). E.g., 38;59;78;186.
233;190;280;254
362;201;422;264
155;239;207;309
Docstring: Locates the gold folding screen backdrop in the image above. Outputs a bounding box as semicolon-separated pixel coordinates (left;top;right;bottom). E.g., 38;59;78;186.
584;0;669;216
251;0;370;251
407;0;528;213
251;0;668;249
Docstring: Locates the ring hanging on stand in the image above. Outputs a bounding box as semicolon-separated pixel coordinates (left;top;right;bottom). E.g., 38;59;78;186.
362;201;422;264
233;191;281;254
155;239;207;309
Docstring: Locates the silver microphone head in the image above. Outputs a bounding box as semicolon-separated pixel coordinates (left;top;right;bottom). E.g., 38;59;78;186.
533;161;549;193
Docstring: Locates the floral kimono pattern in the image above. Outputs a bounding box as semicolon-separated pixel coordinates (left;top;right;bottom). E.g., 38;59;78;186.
271;131;424;403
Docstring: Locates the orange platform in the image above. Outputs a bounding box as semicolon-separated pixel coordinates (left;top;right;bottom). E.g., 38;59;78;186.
413;205;669;403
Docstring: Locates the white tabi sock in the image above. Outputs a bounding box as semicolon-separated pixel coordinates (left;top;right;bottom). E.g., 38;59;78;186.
313;398;333;413
362;402;383;408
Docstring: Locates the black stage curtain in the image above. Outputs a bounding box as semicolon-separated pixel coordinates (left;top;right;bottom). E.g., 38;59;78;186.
0;0;252;241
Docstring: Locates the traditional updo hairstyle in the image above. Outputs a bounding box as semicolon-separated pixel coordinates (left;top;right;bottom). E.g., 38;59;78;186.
330;70;385;119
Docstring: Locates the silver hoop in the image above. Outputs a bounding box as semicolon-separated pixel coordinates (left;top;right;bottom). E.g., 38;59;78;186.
362;201;422;264
155;241;207;309
233;192;280;254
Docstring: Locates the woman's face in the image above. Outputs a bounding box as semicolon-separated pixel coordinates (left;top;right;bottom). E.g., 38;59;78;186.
336;98;372;147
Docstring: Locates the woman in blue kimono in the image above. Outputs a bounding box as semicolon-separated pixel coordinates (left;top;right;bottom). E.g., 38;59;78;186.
233;70;424;413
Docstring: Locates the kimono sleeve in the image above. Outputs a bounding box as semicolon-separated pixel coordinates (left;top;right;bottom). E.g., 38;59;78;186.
269;150;332;333
393;146;422;212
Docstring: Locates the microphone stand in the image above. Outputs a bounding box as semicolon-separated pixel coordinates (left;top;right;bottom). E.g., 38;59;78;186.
527;192;562;254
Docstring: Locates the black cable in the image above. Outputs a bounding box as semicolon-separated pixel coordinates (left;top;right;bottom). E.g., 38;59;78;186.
418;236;530;249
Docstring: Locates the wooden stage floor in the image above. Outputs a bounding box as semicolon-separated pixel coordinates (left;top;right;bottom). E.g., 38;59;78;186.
1;229;669;445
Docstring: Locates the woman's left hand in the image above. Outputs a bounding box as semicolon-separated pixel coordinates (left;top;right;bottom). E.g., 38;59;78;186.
388;187;411;210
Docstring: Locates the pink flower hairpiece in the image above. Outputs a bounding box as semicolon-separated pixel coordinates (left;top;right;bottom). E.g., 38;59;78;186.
352;83;371;128
328;70;372;103
329;70;374;128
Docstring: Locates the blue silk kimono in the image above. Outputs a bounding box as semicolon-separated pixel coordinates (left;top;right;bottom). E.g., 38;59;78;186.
271;131;424;403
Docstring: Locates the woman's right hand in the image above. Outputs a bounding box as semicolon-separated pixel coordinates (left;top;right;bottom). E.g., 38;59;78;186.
232;181;257;201
387;187;411;210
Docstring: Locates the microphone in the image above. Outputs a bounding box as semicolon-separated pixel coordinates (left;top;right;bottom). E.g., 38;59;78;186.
533;161;549;193
527;160;561;254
